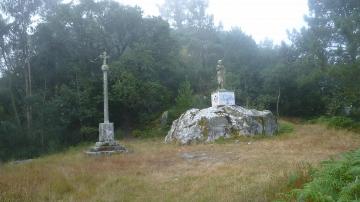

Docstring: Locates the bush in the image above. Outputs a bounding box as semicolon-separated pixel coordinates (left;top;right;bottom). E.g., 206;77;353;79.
327;116;355;129
314;116;360;132
131;129;143;138
277;122;294;135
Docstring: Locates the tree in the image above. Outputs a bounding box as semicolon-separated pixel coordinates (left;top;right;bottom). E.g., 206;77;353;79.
159;0;188;29
159;0;214;29
0;0;46;132
306;0;360;64
174;80;194;115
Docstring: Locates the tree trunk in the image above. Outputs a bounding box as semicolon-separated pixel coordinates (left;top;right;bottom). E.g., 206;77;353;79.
9;76;21;126
276;87;281;117
27;58;32;130
244;80;249;108
24;61;31;132
24;35;32;133
41;79;47;147
28;59;32;97
75;71;81;105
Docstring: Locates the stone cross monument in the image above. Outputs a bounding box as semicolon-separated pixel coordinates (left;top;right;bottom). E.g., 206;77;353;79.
86;51;126;155
211;59;235;107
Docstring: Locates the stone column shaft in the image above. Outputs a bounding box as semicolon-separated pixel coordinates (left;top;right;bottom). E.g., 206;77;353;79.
103;68;109;123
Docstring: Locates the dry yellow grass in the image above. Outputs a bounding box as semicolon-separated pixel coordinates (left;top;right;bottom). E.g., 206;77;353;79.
1;122;360;202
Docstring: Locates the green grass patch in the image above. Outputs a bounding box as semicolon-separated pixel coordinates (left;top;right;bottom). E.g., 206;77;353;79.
214;136;228;144
310;116;360;133
131;127;167;138
277;121;295;135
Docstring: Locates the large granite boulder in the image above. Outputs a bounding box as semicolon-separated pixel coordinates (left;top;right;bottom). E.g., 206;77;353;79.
165;105;277;144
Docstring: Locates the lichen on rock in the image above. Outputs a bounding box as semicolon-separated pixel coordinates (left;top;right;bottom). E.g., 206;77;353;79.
165;105;278;144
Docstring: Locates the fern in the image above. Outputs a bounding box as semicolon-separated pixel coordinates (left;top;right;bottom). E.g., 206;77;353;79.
288;149;360;202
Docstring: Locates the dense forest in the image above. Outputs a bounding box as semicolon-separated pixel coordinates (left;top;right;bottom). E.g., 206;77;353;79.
0;0;359;161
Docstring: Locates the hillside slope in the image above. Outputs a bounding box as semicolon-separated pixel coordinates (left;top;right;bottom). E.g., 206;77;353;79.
1;122;360;202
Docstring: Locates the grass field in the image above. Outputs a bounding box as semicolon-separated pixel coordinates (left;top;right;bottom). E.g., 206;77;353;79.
1;121;360;202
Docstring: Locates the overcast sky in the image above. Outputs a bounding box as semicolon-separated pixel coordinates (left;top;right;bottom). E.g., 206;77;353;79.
117;0;309;44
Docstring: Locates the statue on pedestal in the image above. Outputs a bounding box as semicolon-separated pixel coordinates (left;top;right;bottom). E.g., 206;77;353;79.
165;59;278;145
212;59;235;107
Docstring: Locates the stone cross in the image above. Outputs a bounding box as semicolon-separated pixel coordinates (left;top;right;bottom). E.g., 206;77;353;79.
85;51;126;155
98;51;114;143
100;51;110;123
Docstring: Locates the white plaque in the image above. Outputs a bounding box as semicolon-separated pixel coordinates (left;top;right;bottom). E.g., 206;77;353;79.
211;90;235;107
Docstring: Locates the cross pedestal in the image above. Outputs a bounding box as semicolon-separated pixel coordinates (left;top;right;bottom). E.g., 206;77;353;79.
98;122;114;143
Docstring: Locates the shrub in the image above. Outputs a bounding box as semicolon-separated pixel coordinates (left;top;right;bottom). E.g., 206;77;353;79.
277;122;294;135
327;116;356;129
288;149;360;201
312;116;360;132
131;129;143;138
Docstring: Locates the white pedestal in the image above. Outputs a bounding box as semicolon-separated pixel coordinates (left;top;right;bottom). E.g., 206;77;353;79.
211;90;235;107
99;122;114;142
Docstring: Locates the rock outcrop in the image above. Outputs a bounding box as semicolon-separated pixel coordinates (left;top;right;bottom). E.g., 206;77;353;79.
165;105;277;144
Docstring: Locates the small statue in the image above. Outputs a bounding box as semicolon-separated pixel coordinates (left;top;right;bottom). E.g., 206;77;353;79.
216;60;225;89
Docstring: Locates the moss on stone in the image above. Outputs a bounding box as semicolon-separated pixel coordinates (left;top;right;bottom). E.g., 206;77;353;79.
198;118;209;138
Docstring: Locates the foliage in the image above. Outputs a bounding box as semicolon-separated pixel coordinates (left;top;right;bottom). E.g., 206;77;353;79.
0;0;178;161
159;0;214;29
79;126;98;141
313;116;360;132
288;149;360;201
277;122;294;135
175;80;194;112
167;80;195;124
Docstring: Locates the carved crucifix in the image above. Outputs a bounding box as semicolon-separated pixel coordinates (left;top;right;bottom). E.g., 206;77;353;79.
100;51;110;66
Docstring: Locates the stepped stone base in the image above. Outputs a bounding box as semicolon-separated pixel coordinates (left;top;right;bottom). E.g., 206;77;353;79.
85;141;127;156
